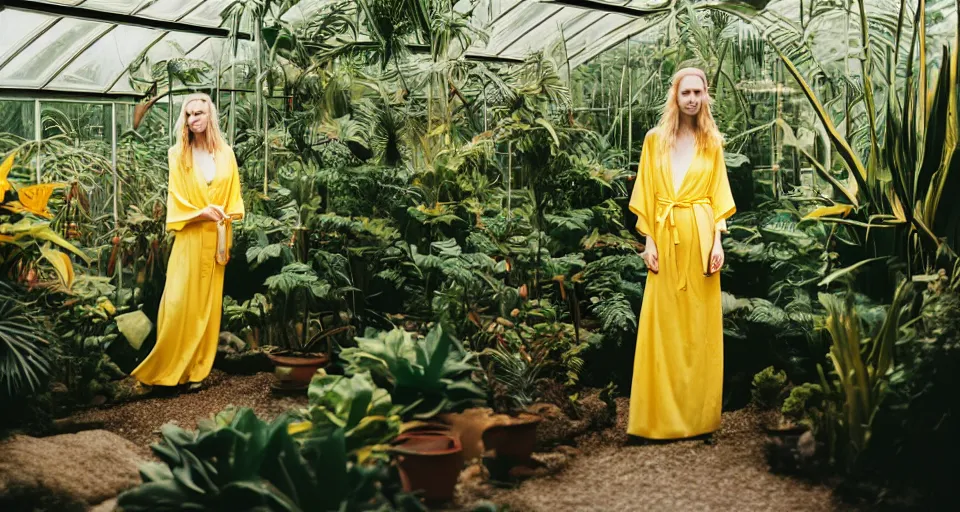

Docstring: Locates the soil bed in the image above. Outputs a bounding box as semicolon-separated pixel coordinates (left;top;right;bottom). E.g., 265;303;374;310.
462;398;844;512
69;370;306;459
68;376;844;510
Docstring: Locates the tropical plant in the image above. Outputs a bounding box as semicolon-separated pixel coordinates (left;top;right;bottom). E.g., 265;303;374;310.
1;151;92;290
713;0;960;274
864;264;960;505
817;279;914;472
751;365;788;408
287;369;402;458
116;406;425;512
782;382;824;431
339;323;488;419
0;281;53;397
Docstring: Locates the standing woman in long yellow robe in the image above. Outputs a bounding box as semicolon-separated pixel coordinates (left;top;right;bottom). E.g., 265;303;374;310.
627;68;736;441
131;93;244;392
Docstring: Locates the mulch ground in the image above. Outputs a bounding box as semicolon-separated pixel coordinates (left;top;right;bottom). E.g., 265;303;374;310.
68;370;307;459
68;374;844;511
474;398;843;512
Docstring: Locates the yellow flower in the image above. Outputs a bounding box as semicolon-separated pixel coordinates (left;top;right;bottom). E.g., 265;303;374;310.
0;151;16;201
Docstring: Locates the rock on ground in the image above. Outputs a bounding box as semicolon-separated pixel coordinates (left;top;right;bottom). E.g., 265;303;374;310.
0;430;144;512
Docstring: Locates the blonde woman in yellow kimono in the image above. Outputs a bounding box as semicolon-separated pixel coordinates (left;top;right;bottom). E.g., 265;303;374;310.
627;68;736;442
131;93;244;393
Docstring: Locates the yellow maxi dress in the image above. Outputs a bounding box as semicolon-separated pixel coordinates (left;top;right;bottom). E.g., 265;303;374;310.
627;129;736;439
131;146;245;386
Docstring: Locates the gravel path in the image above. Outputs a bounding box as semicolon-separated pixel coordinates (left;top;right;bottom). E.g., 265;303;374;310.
68;375;842;511
483;398;842;512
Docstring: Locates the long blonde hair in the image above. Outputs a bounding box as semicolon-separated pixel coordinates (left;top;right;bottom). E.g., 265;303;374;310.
656;67;723;152
173;92;228;173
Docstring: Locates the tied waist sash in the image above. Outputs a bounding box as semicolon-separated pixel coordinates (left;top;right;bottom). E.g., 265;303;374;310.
208;205;236;266
655;196;716;290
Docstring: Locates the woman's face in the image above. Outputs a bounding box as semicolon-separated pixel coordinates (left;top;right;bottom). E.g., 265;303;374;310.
185;100;209;135
676;75;705;117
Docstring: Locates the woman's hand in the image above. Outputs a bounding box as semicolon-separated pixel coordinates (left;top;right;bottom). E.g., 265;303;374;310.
642;236;659;274
199;206;226;222
709;241;725;274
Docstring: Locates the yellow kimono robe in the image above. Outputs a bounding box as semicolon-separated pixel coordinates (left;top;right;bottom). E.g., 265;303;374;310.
627;129;736;439
131;146;245;386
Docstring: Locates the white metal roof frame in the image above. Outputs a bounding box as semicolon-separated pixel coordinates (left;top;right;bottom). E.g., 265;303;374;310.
0;0;714;98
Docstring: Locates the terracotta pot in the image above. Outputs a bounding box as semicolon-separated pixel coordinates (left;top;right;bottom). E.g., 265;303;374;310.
437;407;498;461
266;353;329;391
392;431;464;505
481;412;542;464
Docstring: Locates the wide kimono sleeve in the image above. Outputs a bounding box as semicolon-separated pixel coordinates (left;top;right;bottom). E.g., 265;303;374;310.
710;145;736;232
629;131;658;238
222;147;245;221
165;148;204;232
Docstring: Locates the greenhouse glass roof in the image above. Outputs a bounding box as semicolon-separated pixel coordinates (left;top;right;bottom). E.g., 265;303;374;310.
0;0;675;97
20;0;926;98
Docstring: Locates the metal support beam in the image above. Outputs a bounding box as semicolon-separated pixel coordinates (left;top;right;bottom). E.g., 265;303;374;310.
345;42;525;64
0;87;144;100
4;0;252;40
541;0;673;18
34;98;41;183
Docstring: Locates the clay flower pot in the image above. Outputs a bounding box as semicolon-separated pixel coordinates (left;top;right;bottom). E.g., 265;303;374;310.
391;430;464;505
481;412;542;465
266;352;329;391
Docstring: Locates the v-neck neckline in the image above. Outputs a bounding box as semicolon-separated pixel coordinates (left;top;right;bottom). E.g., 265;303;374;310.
193;149;218;190
668;145;697;197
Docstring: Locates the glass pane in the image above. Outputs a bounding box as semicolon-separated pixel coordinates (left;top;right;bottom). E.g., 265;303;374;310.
180;38;225;86
560;11;608;41
569;16;649;68
0;101;36;168
147;32;208;61
0;10;53;66
39;102;114;221
487;0;524;24
138;0;205;21
0;18;109;88
78;0;144;13
33;0;83;6
493;7;582;57
0;100;35;141
188;38;256;82
41;102;112;154
108;32;207;93
280;0;338;24
566;14;634;62
179;0;235;27
485;4;563;54
110;72;137;93
49;25;161;92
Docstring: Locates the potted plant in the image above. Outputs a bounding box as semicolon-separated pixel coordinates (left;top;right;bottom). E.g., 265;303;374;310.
287;369;402;456
390;429;464;505
267;324;350;391
337;323;488;502
476;345;544;467
258;262;355;391
337;323;488;419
